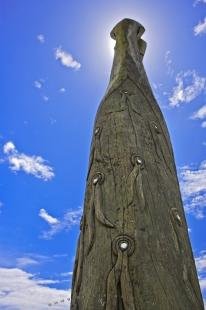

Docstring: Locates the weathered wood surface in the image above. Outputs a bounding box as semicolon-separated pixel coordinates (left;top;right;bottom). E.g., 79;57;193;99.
71;18;204;310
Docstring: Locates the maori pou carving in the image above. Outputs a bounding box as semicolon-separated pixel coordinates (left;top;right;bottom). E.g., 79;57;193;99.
71;18;204;309
106;235;136;309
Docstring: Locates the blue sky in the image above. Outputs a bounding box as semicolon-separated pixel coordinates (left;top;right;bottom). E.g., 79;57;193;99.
0;0;206;308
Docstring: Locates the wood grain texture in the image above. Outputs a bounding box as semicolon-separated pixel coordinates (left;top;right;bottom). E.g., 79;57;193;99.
71;18;204;310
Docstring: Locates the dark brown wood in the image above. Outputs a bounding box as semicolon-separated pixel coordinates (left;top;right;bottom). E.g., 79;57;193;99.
71;18;204;310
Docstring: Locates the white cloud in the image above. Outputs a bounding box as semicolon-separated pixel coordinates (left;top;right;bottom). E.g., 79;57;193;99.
0;267;70;310
55;47;81;70
39;207;82;239
199;277;206;292
195;251;206;298
193;0;206;6
42;95;49;102
2;141;54;181
0;252;54;270
184;193;206;219
34;80;43;89
9;154;54;181
60;272;73;277
180;161;206;196
59;87;66;93
179;161;206;219
14;254;53;269
16;257;39;268
39;208;59;225
191;105;206;119
195;251;206;273
3;141;15;154
194;18;206;36
37;34;45;44
201;121;206;128
164;50;174;77
169;70;206;107
191;105;206;129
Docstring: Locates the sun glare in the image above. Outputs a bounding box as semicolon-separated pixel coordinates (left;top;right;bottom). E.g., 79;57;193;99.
108;38;116;57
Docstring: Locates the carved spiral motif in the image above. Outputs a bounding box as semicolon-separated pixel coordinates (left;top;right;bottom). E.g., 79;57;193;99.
112;235;135;256
94;126;101;136
92;172;105;185
131;154;145;169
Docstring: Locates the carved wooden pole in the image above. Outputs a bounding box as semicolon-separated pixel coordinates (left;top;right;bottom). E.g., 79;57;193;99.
71;18;204;309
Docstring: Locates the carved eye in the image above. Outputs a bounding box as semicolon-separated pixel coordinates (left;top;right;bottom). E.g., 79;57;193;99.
112;235;135;256
175;213;182;226
119;241;128;251
131;154;144;168
95;127;100;135
170;208;182;227
92;172;105;185
93;177;99;185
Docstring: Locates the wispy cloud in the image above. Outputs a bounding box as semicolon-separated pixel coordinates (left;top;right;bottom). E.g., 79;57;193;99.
34;80;43;89
37;34;45;44
42;95;49;102
164;50;174;77
201;121;206;128
191;104;206;119
2;141;54;181
0;267;70;309
179;161;206;219
55;47;81;70
196;251;206;273
0;201;3;214
194;0;206;6
169;70;206;107
194;18;206;36
193;0;206;7
0;252;63;274
16;257;39;268
39;207;82;239
59;87;66;93
60;271;73;277
39;209;59;225
191;105;206;128
195;251;206;296
15;253;52;269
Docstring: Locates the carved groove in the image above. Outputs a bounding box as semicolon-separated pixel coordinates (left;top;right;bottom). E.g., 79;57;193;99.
87;173;115;255
106;235;136;310
149;121;173;174
94;182;115;227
